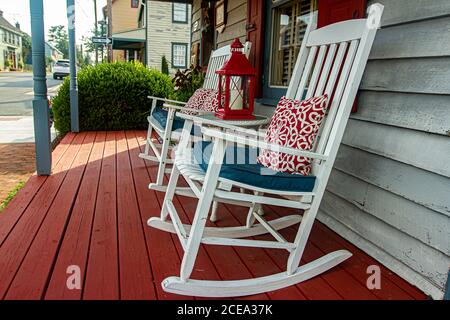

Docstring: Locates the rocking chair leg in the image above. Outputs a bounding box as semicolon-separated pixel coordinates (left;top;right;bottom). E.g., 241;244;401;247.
210;201;219;222
139;122;154;160
287;207;319;275
159;165;181;221
156;109;175;186
180;139;226;281
246;191;262;228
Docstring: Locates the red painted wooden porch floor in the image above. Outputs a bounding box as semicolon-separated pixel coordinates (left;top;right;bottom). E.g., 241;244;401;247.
0;131;427;300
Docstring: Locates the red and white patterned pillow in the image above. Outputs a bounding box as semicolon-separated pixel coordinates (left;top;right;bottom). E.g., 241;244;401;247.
182;88;218;115
257;95;329;176
202;90;219;112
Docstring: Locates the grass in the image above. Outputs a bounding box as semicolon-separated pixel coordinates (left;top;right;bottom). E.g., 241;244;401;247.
0;181;25;213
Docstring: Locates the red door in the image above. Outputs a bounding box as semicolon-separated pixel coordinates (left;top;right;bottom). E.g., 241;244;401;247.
246;0;264;98
318;0;366;112
318;0;366;27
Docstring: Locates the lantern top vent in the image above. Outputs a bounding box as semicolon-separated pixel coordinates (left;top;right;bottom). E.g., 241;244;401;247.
216;38;256;76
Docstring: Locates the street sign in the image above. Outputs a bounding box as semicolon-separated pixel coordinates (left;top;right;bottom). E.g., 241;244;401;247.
92;37;112;45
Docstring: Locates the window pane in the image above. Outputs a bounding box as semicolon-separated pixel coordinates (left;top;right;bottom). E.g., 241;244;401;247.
173;44;186;67
173;3;187;22
131;0;139;8
270;0;316;87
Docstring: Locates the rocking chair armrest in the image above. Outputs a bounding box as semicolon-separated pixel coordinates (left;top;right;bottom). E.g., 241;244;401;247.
201;127;328;161
147;96;187;106
163;103;212;115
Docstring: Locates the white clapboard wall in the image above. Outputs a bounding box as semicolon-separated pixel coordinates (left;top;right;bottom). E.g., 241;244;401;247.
317;0;450;300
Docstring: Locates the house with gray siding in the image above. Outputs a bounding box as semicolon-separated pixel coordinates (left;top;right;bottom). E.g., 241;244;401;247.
140;0;191;74
189;0;450;299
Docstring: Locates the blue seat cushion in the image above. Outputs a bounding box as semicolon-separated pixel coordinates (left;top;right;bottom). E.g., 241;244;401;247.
151;106;186;131
193;141;316;192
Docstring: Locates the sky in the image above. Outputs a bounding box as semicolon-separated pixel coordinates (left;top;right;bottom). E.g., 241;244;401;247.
0;0;106;42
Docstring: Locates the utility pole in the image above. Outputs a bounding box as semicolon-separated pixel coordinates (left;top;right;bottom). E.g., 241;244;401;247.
29;0;51;175
67;0;79;132
94;0;98;64
107;0;112;62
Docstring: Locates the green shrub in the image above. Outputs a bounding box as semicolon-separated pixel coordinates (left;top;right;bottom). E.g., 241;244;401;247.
52;61;173;133
161;55;169;75
170;65;205;102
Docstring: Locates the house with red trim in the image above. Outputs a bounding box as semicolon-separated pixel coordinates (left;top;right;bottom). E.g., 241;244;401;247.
188;0;450;299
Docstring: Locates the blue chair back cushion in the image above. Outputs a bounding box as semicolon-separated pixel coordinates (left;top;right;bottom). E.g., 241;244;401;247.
194;141;316;192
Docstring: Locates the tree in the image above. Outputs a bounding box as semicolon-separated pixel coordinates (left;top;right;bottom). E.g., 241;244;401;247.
22;33;32;65
48;25;69;59
161;55;169;75
83;29;102;55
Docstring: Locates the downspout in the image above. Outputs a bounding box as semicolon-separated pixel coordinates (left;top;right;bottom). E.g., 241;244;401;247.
445;270;450;300
145;1;148;66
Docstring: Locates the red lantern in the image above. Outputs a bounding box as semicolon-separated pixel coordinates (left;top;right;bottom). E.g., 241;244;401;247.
215;38;256;120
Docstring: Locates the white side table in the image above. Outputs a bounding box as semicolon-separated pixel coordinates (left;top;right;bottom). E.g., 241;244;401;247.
180;112;270;222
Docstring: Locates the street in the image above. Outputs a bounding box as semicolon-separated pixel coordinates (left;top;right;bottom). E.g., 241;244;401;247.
0;72;60;143
0;71;61;116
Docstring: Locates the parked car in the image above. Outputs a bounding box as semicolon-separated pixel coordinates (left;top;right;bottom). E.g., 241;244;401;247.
52;59;81;79
52;59;70;79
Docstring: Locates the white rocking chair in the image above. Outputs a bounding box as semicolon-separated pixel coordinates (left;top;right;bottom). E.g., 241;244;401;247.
148;4;383;297
139;42;252;187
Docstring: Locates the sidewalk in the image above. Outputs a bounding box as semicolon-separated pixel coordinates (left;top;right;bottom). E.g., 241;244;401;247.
0;116;58;204
0;116;57;143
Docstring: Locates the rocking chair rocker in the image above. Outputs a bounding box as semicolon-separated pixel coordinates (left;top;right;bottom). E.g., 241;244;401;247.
148;4;383;297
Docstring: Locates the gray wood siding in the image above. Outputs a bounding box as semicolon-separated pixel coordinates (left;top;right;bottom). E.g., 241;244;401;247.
319;0;450;299
216;0;247;48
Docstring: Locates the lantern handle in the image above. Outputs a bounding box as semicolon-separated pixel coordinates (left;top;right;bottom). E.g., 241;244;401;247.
231;38;244;53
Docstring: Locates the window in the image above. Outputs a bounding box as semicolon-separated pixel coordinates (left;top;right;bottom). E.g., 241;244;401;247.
172;3;188;23
269;0;316;87
131;0;139;8
171;43;188;69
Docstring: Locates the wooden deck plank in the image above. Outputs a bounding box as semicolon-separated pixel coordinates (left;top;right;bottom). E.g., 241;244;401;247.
116;131;156;300
222;203;339;300
0;132;88;299
4;132;95;299
126;131;194;300
132;130;259;301
266;206;381;300
0;133;76;246
269;204;425;299
173;189;269;300
135;131;227;300
83;131;119;300
44;132;106;300
214;203;306;300
312;223;425;299
231;206;344;300
0;131;427;300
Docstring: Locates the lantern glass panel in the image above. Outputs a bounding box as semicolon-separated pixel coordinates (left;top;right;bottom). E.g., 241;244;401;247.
228;76;241;110
241;76;251;110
